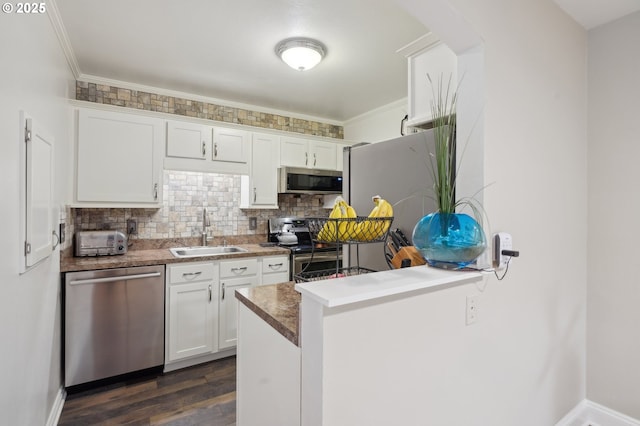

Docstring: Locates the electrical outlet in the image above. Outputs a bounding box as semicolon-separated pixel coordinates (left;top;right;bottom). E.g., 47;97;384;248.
466;295;479;325
249;217;257;230
493;232;512;270
127;219;137;235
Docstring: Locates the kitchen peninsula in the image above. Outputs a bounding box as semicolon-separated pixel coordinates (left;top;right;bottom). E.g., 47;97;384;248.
235;266;483;426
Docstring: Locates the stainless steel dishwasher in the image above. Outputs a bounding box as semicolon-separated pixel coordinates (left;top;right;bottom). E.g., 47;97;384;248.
64;265;165;387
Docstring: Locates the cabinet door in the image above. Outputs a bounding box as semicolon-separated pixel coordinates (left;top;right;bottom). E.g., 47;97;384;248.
167;281;217;362
23;115;54;268
167;120;211;159
280;136;309;168
250;133;279;207
77;109;163;204
408;43;457;124
212;127;249;163
309;140;337;170
219;276;258;349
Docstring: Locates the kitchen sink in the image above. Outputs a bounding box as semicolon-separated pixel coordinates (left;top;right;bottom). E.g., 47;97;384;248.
169;246;248;258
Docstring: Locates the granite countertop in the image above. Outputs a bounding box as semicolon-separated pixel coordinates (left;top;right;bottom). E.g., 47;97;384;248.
61;244;290;273
235;282;300;346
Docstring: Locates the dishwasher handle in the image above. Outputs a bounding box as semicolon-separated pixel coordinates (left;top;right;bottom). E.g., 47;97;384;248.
68;272;162;286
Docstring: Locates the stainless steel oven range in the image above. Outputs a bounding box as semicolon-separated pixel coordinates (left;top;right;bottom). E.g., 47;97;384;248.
268;217;342;282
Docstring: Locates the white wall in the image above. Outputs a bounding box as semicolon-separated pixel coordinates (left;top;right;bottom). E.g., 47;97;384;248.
587;11;640;419
343;99;407;143
384;0;587;423
0;10;75;426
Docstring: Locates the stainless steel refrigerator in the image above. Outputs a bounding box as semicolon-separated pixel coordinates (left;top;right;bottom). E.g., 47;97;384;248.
343;130;438;272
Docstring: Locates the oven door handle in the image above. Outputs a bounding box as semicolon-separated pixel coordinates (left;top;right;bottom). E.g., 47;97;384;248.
294;252;341;262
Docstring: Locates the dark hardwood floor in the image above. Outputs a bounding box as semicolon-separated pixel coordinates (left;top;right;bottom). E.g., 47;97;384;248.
58;356;236;426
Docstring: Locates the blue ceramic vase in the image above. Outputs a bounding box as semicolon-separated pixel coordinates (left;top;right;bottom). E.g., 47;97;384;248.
412;212;486;270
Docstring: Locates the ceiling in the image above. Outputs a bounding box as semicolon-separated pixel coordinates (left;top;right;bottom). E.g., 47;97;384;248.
552;0;640;29
54;0;428;122
54;0;640;123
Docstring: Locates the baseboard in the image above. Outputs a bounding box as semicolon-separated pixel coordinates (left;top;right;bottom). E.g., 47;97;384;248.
556;399;640;426
45;386;66;426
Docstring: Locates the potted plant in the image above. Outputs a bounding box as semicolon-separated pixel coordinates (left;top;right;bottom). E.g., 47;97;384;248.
411;74;487;269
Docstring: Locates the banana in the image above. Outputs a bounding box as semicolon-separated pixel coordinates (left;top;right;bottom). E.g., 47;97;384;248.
317;199;343;241
318;196;391;242
318;197;358;241
338;201;357;240
357;195;393;241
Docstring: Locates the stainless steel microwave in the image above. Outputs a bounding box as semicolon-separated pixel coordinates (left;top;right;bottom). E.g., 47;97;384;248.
278;167;343;194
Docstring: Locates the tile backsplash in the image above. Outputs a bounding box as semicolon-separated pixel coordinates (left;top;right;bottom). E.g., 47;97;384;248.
70;170;330;242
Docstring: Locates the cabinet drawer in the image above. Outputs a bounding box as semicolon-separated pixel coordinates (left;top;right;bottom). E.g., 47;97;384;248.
168;262;216;284
220;258;258;278
261;256;289;275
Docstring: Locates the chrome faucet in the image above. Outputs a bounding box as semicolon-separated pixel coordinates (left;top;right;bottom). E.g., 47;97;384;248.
202;207;211;246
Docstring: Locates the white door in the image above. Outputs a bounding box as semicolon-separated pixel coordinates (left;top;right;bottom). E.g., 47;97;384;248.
309;140;337;170
76;108;163;204
219;276;258;349
24;116;54;268
212;127;249;163
167;120;211;159
167;282;217;361
251;133;279;207
280;136;309;167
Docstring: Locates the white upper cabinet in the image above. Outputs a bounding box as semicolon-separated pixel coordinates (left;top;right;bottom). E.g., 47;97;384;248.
212;127;249;164
280;136;337;170
164;122;249;174
240;132;279;209
75;108;164;207
280;137;308;168
166;120;210;159
399;36;458;127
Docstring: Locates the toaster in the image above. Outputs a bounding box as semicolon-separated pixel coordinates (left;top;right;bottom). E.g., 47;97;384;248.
74;230;128;257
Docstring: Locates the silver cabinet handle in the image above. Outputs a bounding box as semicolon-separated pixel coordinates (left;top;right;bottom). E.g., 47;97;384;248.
313;153;317;166
202;141;206;156
253;187;257;203
153;183;158;200
182;271;202;277
268;262;284;269
214;142;218;158
231;267;248;273
222;283;225;300
208;284;212;302
305;152;308;165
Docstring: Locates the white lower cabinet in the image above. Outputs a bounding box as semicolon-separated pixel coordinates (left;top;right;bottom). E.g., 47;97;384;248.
165;255;289;371
166;262;219;363
260;255;290;285
219;258;259;350
219;276;258;350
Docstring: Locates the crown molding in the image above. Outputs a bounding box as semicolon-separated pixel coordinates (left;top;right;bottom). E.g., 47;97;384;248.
343;98;407;126
46;0;80;79
396;32;442;58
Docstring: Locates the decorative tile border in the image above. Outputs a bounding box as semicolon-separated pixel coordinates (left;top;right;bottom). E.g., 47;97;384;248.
76;81;344;139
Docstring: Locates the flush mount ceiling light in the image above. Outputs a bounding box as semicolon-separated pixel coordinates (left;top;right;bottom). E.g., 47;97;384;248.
275;38;326;71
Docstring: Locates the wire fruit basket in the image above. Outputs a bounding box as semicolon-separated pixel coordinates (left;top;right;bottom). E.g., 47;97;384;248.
306;216;394;244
